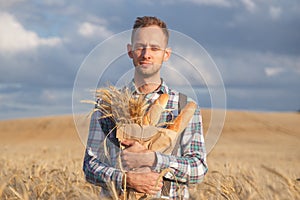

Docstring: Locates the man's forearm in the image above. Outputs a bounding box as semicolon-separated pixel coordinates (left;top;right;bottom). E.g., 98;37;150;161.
154;151;207;184
83;149;124;189
121;140;157;169
144;151;157;168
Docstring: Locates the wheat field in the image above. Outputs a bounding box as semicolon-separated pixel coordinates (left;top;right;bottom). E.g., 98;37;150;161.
0;110;299;199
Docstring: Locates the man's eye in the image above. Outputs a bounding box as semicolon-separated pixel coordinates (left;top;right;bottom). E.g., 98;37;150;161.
151;47;160;51
135;47;143;50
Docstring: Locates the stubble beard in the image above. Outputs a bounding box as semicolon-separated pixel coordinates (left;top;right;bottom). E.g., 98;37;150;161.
135;63;162;78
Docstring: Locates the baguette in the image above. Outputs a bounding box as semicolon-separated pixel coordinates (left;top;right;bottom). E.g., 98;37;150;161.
142;93;169;126
167;101;197;133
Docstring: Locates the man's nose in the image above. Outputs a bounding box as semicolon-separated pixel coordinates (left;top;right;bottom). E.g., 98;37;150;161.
142;47;152;58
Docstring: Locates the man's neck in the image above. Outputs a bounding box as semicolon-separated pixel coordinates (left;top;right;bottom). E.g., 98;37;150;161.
137;82;161;94
134;75;161;94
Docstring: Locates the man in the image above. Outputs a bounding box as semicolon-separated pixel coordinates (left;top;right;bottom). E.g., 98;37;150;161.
83;16;208;199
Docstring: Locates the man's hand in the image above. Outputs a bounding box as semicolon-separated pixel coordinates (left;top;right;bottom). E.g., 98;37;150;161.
125;170;163;195
121;139;156;170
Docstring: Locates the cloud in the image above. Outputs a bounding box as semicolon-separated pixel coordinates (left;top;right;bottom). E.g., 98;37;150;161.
0;86;73;120
0;0;299;119
78;22;113;38
241;0;256;12
166;53;220;87
269;6;282;20
213;49;300;111
0;0;24;8
181;0;232;7
0;12;62;53
214;49;300;88
264;67;284;77
42;0;66;7
226;87;300;111
139;0;232;7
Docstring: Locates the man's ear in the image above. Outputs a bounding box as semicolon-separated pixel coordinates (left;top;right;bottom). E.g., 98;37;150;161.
127;44;133;58
163;47;172;61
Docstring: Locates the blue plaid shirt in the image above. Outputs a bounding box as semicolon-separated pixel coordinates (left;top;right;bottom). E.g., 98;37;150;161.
83;80;208;199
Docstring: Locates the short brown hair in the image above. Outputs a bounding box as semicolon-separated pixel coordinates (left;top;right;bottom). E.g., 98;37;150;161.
131;16;169;44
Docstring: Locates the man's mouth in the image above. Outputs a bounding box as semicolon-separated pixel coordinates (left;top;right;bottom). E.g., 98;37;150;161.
139;61;152;67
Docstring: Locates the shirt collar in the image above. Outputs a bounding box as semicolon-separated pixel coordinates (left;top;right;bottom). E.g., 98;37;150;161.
128;78;169;95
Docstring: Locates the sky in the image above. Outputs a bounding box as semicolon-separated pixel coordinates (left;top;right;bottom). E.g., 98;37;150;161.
0;0;299;120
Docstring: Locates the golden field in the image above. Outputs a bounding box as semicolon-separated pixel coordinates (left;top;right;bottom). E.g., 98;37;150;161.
0;110;299;199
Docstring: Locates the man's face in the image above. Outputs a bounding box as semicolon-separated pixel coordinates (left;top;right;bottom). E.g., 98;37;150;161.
127;26;171;78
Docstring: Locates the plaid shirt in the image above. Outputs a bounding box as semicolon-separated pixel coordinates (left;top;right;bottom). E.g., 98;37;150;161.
83;80;208;199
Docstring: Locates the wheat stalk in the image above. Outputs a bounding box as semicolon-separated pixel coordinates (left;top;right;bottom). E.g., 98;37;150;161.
93;86;149;126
